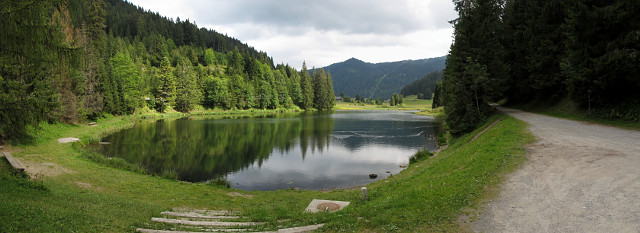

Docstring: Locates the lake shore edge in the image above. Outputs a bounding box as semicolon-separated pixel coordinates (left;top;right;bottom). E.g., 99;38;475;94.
1;109;533;232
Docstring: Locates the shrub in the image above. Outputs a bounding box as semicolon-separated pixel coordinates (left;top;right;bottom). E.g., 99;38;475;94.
409;149;433;164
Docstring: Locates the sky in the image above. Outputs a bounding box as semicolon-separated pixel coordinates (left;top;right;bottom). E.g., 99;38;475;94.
127;0;457;69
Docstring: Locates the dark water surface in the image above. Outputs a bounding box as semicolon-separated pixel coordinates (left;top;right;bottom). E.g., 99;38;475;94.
96;110;439;191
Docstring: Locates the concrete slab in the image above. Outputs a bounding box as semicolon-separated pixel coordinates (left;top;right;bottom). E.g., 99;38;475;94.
304;199;350;213
57;137;80;143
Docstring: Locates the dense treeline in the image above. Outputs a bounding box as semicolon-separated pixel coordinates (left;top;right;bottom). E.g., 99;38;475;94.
0;0;334;141
400;70;444;100
442;0;640;135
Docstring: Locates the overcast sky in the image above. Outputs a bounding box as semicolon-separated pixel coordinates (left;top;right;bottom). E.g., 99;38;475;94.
127;0;457;69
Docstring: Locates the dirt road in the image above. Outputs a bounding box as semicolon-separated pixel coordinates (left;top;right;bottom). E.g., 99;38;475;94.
471;106;640;233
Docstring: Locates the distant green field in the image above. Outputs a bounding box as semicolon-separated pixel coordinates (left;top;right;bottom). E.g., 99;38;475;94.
335;95;433;111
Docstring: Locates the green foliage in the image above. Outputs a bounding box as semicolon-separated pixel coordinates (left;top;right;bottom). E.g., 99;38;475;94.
173;57;202;112
409;149;433;164
110;53;141;114
204;76;229;108
432;81;443;108
311;68;335;110
390;93;403;106
442;0;640;128
207;177;231;188
0;0;62;141
561;1;640;110
444;0;505;135
155;57;175;112
204;48;216;66
1;0;333;141
299;62;315;110
400;70;444;99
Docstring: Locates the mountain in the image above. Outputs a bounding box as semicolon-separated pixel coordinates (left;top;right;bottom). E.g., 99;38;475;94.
401;70;444;99
103;0;273;66
316;56;446;99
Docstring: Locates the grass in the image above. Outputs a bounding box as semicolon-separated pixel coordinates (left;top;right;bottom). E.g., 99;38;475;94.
335;95;438;115
508;97;640;130
1;110;533;232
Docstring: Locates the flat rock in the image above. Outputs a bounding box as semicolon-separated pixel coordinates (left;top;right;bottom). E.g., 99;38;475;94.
57;137;80;143
305;199;350;213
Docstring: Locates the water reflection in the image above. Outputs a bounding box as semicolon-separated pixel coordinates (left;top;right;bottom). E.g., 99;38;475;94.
96;111;437;190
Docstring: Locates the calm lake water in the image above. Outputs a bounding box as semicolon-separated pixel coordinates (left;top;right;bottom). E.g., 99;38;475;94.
95;111;439;191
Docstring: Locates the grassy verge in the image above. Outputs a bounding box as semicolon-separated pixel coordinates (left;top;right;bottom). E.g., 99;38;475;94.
1;111;532;232
508;98;640;130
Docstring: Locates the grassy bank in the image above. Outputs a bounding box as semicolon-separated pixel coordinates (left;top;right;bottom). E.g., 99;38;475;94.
508;98;640;130
1;111;532;232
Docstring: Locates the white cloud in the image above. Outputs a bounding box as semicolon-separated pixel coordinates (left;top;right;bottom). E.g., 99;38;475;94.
127;0;456;68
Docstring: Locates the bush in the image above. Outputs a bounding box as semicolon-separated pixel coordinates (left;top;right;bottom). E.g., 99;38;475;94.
207;177;230;188
409;149;433;164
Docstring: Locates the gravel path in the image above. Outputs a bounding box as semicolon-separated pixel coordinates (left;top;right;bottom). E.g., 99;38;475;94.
471;106;640;233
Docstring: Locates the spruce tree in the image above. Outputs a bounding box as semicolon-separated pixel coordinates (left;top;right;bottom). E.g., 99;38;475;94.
299;62;314;110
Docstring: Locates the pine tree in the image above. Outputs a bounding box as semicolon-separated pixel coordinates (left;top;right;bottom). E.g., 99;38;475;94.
0;0;61;140
156;57;175;112
110;52;141;114
174;56;202;112
299;62;314;110
443;0;504;135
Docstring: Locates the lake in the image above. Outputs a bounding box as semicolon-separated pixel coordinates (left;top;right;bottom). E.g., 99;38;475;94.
94;110;439;191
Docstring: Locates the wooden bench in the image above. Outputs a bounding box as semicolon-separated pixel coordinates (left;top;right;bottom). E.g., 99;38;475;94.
2;151;25;173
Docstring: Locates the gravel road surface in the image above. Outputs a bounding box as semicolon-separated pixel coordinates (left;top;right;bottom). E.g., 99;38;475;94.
471;106;640;233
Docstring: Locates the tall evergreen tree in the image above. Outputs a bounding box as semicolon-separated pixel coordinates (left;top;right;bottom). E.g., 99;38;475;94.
110;52;141;114
0;0;61;140
299;62;314;110
174;56;201;112
156;57;175;112
443;0;504;135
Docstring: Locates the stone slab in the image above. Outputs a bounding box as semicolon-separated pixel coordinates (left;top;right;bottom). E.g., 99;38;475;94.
304;199;350;213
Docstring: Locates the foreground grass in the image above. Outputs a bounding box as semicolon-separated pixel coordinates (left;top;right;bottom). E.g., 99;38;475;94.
1;112;532;232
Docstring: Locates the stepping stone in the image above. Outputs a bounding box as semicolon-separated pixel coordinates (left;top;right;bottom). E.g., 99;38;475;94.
161;211;240;219
57;137;80;143
259;223;325;233
136;224;325;233
304;199;350;213
151;217;264;227
137;228;246;233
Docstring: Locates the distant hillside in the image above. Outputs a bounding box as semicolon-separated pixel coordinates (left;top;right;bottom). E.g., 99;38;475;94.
317;56;446;99
401;70;444;99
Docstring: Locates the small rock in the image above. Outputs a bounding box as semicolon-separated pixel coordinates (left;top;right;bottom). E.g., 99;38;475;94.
399;164;408;168
386;171;391;173
369;174;378;179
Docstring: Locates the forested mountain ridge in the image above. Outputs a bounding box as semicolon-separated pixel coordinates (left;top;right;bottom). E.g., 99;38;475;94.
0;0;334;141
317;56;445;99
103;0;273;66
401;70;444;100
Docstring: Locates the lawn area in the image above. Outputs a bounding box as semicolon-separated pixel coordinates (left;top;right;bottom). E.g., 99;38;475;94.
1;111;533;232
